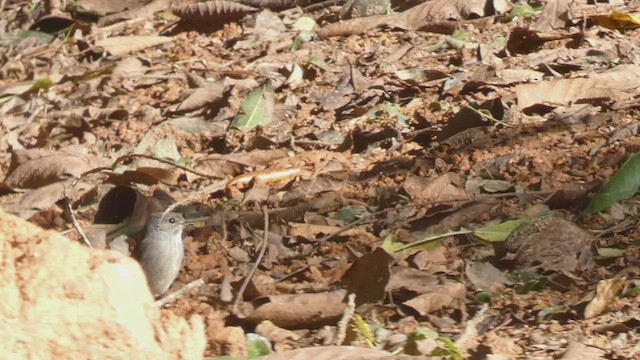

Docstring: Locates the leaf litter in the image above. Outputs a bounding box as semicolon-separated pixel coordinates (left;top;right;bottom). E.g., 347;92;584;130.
5;0;640;358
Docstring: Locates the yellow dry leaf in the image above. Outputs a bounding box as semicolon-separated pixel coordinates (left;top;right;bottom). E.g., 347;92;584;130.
584;277;626;319
590;11;640;30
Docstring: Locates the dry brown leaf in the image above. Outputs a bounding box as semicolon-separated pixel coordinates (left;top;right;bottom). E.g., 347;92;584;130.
76;0;148;14
244;290;347;328
85;106;129;121
95;36;173;57
0;80;37;96
422;200;497;235
227;168;303;190
194;149;288;179
531;0;572;32
387;267;439;293
398;0;488;26
506;27;577;54
172;0;257;20
316;0;490;38
516;65;640;110
403;173;466;204
4;145;100;189
97;0;171;26
407;248;448;272
260;346;401;360
262;346;400;360
170;80;227;113
465;261;507;292
108;166;184;185
316;15;390;39
111;57;146;79
235;0;298;9
255;320;300;343
289;223;376;242
402;281;466;316
561;342;607;359
0;180;92;219
584;277;626;319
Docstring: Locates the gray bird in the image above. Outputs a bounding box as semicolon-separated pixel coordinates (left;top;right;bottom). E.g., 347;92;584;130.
133;212;185;297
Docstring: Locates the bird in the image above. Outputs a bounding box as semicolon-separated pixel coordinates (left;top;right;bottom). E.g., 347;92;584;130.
132;212;185;297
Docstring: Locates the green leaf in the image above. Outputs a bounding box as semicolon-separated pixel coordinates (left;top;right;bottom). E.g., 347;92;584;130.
291;31;315;52
293;16;316;32
510;272;547;294
585;153;640;214
435;336;463;360
380;234;406;253
538;305;566;320
414;327;439;340
308;56;332;72
423;42;446;52
472;218;529;242
597;247;626;258
452;29;465;41
246;333;271;358
383;101;409;127
383;101;401;116
1;30;54;47
153;136;181;161
505;3;541;21
286;63;304;87
28;77;53;93
231;82;274;131
395;229;471;252
475;291;492;302
335;205;369;222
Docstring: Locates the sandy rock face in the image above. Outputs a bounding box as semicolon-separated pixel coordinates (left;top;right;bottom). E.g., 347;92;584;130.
0;208;205;359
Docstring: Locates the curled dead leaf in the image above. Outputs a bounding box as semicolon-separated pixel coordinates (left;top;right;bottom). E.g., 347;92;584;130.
227;168;303;190
584;277;626;319
244;290;347;328
172;0;257;21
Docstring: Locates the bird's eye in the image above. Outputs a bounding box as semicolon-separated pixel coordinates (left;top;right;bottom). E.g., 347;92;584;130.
168;217;176;224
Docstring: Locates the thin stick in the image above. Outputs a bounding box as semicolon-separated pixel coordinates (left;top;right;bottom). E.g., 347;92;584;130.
65;198;92;247
395;229;474;252
335;293;356;345
231;206;270;314
304;0;346;12
156;278;205;307
455;303;489;349
163;180;227;215
316;190;553;243
69;153;229;194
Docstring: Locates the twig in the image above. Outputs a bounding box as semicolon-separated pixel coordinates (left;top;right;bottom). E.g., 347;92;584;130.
163;179;227;215
156;278;205;307
221;210;228;242
65;197;92;247
395;229;474;252
316;190;553;243
231;205;270;314
304;0;346;12
455;303;489;349
467;105;511;127
316;206;394;243
274;265;310;283
69;153;226;193
335;293;356;345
